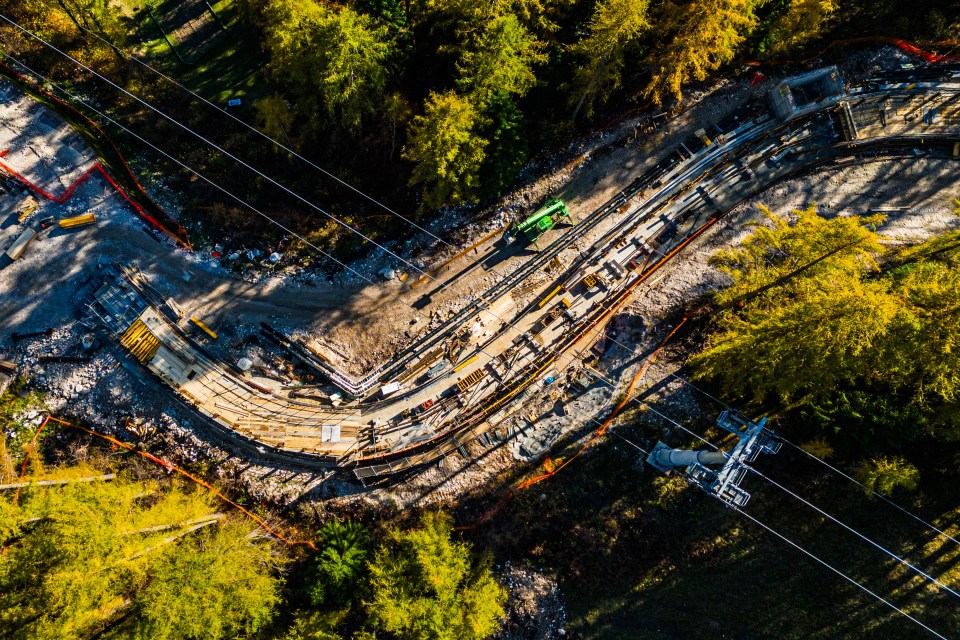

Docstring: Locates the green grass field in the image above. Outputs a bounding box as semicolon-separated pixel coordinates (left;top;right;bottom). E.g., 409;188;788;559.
119;0;270;104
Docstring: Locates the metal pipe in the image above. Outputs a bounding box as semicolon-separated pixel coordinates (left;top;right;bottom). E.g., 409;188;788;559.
653;447;728;469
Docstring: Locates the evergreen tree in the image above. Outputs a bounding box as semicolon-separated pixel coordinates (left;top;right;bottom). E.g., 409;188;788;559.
645;0;764;105
265;0;395;133
306;520;370;607
0;468;282;640
764;0;838;55
456;12;546;108
855;457;920;496
365;512;506;640
404;91;488;208
569;0;651;119
477;93;528;197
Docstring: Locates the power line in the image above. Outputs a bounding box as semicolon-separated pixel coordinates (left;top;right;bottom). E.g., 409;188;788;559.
666;370;960;549
588;428;954;640
6;56;954;637
736;508;953;640
0;53;658;451
0;13;452;293
3;12;618;381
636;398;960;601
13;38;950;601
10;25;955;607
35;2;454;250
0;54;377;292
746;465;960;600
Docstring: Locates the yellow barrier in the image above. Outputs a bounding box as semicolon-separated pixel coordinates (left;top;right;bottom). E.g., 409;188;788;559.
452;354;479;373
538;285;563;309
190;317;218;340
58;213;96;228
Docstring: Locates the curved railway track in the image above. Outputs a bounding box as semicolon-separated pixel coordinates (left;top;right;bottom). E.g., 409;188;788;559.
84;69;960;478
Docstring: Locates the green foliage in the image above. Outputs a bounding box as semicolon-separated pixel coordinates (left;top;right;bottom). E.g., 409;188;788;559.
0;468;282;639
280;609;348;640
854;456;920;496
763;0;838;55
265;0;395;132
356;0;410;33
255;95;296;149
70;0;128;45
691;206;960;443
477;93;528;197
569;0;651;119
456;12;546;108
644;0;763;105
404;91;488;209
365;511;507;640
690;206;893;402
306;520;370;607
882;261;960;404
132;520;282;639
0;381;46;463
800;389;928;447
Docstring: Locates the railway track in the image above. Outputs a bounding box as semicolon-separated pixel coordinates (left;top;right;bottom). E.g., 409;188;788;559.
79;68;960;477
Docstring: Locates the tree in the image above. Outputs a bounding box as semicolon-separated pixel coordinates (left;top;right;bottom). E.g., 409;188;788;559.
265;0;395;132
305;520;370;607
855;457;920;496
477;93;528;197
456;13;546;108
0;468;283;640
131;520;282;640
882;261;960;404
689;206;894;403
365;512;506;640
764;0;838;55
255;95;296;151
569;0;651;119
644;0;763;105
404;91;488;209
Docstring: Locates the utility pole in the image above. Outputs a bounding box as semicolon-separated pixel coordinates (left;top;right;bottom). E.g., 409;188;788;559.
646;411;781;508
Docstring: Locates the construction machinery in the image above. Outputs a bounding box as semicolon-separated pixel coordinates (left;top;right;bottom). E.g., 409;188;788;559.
59;213;96;228
507;198;569;245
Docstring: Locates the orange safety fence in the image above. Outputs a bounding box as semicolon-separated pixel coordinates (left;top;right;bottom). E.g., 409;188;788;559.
745;36;960;68
11;415;316;550
0;61;191;248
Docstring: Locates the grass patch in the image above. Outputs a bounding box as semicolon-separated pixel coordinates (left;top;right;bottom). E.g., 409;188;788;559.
476;422;960;640
122;0;270;104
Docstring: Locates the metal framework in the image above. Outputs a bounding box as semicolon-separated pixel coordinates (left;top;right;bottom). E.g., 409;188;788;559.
647;411;782;507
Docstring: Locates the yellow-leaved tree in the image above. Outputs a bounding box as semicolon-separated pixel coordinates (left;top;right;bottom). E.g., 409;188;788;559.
645;0;764;105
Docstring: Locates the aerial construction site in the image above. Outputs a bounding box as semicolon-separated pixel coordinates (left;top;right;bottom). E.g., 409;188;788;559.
0;57;960;481
1;17;960;638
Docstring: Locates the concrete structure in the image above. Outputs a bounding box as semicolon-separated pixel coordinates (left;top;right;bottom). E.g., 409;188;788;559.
767;66;845;118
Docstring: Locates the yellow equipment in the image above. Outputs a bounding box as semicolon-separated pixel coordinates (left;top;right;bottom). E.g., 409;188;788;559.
59;213;96;228
190;317;218;340
120;319;161;363
452;354;479;373
538;285;564;309
456;367;487;393
16;196;38;223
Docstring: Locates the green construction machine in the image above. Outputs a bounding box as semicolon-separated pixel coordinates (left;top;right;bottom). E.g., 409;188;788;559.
507;198;569;246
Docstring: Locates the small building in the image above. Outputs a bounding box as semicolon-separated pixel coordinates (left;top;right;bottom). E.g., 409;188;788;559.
767;67;845;119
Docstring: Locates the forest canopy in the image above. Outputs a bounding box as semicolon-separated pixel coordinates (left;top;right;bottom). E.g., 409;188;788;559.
690;206;960;442
8;0;951;227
